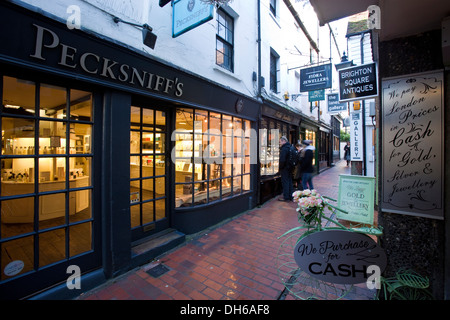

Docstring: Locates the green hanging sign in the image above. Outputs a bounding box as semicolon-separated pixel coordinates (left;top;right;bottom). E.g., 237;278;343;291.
337;174;375;225
172;0;214;38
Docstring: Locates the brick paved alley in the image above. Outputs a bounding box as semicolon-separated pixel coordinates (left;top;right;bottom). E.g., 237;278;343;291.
76;160;376;301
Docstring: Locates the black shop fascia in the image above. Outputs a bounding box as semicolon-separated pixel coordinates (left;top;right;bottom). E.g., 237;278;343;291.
0;2;260;119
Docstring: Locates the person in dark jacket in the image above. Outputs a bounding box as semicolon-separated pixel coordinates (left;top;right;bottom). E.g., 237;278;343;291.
300;140;315;190
344;141;351;166
278;136;293;201
292;142;304;190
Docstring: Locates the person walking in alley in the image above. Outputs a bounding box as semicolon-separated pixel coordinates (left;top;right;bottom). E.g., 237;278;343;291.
293;142;304;190
344;141;351;166
300;140;315;190
278;136;294;201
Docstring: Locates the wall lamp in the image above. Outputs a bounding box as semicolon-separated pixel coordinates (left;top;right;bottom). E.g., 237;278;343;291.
113;16;157;49
283;91;302;101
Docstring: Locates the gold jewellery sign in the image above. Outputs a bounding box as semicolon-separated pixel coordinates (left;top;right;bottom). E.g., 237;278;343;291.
381;70;444;219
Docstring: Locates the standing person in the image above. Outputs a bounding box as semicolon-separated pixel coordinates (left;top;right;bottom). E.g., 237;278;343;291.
300;140;315;190
278;136;294;201
292;142;304;191
344;141;351;166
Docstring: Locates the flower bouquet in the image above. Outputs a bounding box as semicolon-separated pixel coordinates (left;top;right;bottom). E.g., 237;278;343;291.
292;189;331;226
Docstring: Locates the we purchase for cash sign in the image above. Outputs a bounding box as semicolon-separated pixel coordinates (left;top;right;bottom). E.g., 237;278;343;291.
381;71;444;219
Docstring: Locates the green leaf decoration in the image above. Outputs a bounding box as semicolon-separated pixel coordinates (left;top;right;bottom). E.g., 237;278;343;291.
350;227;383;236
396;270;429;289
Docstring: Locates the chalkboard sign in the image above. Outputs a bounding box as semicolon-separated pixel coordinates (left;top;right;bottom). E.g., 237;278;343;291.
381;71;443;219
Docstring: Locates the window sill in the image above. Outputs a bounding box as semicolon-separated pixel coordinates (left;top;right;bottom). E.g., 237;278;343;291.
269;12;281;29
213;66;242;82
174;190;253;212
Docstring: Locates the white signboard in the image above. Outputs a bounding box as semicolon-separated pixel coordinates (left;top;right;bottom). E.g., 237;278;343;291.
350;109;363;161
381;70;444;219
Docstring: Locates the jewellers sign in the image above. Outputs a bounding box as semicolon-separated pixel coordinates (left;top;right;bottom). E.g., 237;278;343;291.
294;230;387;285
339;63;378;102
381;70;444;219
300;64;332;92
337;175;375;225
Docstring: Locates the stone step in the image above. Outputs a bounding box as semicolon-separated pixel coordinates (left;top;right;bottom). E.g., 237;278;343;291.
131;228;185;267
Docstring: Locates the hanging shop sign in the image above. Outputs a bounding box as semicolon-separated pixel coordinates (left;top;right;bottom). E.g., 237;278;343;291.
349;109;363;161
339;62;378;102
327;93;347;113
300;64;332;92
294;230;387;285
308;89;325;102
381;70;444;220
173;0;214;38
337;174;375;225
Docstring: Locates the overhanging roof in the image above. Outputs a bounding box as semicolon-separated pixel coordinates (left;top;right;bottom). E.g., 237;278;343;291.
310;0;450;41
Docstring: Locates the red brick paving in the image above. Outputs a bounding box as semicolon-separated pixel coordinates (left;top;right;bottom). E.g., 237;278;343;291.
76;160;377;301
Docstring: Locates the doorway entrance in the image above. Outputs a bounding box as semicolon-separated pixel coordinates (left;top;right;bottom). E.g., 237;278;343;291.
130;106;168;242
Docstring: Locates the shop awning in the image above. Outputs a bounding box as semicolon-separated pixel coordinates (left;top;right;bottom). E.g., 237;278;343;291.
310;0;450;41
260;94;303;126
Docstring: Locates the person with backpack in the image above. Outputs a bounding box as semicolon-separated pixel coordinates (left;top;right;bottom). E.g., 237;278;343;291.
278;136;294;201
300;139;316;190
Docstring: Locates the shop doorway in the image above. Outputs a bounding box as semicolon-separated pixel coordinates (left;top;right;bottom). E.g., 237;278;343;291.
130;106;169;242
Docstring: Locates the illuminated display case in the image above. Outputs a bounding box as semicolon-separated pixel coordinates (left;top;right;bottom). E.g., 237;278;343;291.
174;108;251;207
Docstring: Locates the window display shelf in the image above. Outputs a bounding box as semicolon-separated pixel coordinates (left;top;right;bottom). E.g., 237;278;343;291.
1;176;89;223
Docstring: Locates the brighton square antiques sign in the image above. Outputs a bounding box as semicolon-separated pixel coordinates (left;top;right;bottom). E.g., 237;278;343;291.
339;62;378;102
294;230;387;285
381;70;443;220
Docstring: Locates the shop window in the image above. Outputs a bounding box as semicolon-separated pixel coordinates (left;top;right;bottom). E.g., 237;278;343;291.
174;108;251;208
260;117;295;177
305;129;316;166
0;76;93;281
